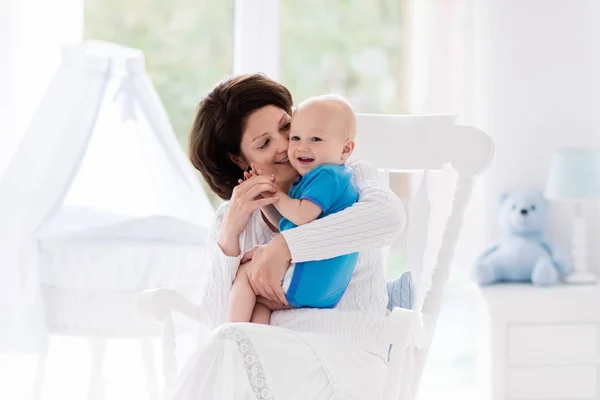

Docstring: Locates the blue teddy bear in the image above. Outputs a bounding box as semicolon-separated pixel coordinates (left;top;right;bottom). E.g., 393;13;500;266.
474;189;572;286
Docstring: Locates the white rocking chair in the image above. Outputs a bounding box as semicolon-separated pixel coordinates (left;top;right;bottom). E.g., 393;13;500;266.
138;114;494;400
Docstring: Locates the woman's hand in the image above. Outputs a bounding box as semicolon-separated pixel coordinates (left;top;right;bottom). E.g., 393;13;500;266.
241;235;292;305
256;296;292;311
218;174;279;256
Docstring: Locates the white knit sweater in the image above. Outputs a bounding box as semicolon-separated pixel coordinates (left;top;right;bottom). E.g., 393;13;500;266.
198;159;406;358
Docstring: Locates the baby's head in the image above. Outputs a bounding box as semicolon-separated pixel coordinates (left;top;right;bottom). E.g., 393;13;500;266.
288;94;356;176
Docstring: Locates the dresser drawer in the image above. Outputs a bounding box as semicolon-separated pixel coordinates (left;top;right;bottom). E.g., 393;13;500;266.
508;365;598;399
508;324;598;363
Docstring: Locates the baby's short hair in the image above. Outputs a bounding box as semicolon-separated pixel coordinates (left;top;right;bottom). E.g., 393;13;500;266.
296;94;356;139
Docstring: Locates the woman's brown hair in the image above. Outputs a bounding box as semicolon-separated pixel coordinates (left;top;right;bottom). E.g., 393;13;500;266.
189;74;293;200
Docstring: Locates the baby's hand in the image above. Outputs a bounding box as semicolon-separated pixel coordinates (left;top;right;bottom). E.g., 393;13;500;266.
238;163;271;184
237;163;278;199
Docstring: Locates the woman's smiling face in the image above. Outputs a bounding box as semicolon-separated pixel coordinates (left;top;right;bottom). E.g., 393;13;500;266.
236;105;299;188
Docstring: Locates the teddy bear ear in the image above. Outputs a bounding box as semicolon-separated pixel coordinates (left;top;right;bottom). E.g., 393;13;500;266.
498;192;509;205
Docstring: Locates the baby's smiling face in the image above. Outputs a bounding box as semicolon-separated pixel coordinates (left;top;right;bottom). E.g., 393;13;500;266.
288;95;356;176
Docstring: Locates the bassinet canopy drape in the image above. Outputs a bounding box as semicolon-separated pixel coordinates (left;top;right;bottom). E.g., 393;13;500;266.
0;41;214;352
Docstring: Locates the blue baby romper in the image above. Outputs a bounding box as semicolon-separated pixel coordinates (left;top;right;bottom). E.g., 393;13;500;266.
280;164;359;308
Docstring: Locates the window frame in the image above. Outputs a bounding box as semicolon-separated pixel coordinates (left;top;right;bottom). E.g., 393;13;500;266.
233;0;280;78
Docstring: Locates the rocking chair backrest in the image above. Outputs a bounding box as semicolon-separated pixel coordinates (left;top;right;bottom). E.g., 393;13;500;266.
351;113;493;400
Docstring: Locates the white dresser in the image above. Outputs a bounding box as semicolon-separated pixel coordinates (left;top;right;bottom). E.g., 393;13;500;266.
481;284;600;400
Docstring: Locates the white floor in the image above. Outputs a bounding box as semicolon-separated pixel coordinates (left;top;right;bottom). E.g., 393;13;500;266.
1;337;162;400
0;332;202;400
417;286;491;400
0;290;491;400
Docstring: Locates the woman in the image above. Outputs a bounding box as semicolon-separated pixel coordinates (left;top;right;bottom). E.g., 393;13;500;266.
174;74;405;400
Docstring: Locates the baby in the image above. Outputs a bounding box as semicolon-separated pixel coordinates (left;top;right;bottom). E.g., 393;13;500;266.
228;94;359;324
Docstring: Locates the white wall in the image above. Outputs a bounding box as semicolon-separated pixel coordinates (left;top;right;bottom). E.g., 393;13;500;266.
473;0;600;272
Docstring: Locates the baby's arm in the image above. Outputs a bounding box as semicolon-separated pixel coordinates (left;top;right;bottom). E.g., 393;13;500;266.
261;202;284;227
245;163;324;226
274;191;322;226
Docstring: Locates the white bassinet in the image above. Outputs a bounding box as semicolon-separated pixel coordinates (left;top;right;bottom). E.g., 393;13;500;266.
0;41;215;399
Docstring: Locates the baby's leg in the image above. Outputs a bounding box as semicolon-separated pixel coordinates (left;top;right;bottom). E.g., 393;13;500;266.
228;266;257;323
250;303;272;325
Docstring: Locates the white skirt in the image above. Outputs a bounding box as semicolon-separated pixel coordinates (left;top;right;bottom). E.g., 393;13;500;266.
173;323;387;400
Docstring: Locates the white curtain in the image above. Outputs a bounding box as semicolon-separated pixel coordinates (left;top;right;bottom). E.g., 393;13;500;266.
410;0;470;117
0;50;110;352
0;0;83;176
411;0;485;284
0;0;83;353
407;2;490;400
0;0;18;175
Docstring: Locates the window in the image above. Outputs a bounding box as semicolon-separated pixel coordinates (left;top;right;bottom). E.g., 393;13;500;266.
84;0;234;148
279;0;411;113
280;0;414;279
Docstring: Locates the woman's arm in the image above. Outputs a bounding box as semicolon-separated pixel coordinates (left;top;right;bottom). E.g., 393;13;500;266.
280;159;406;263
218;174;278;256
196;204;243;329
199;187;291;327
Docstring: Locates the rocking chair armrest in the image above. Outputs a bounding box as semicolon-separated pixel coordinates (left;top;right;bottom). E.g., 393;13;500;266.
138;288;202;323
385;307;417;347
386;307;434;349
138;288;200;399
